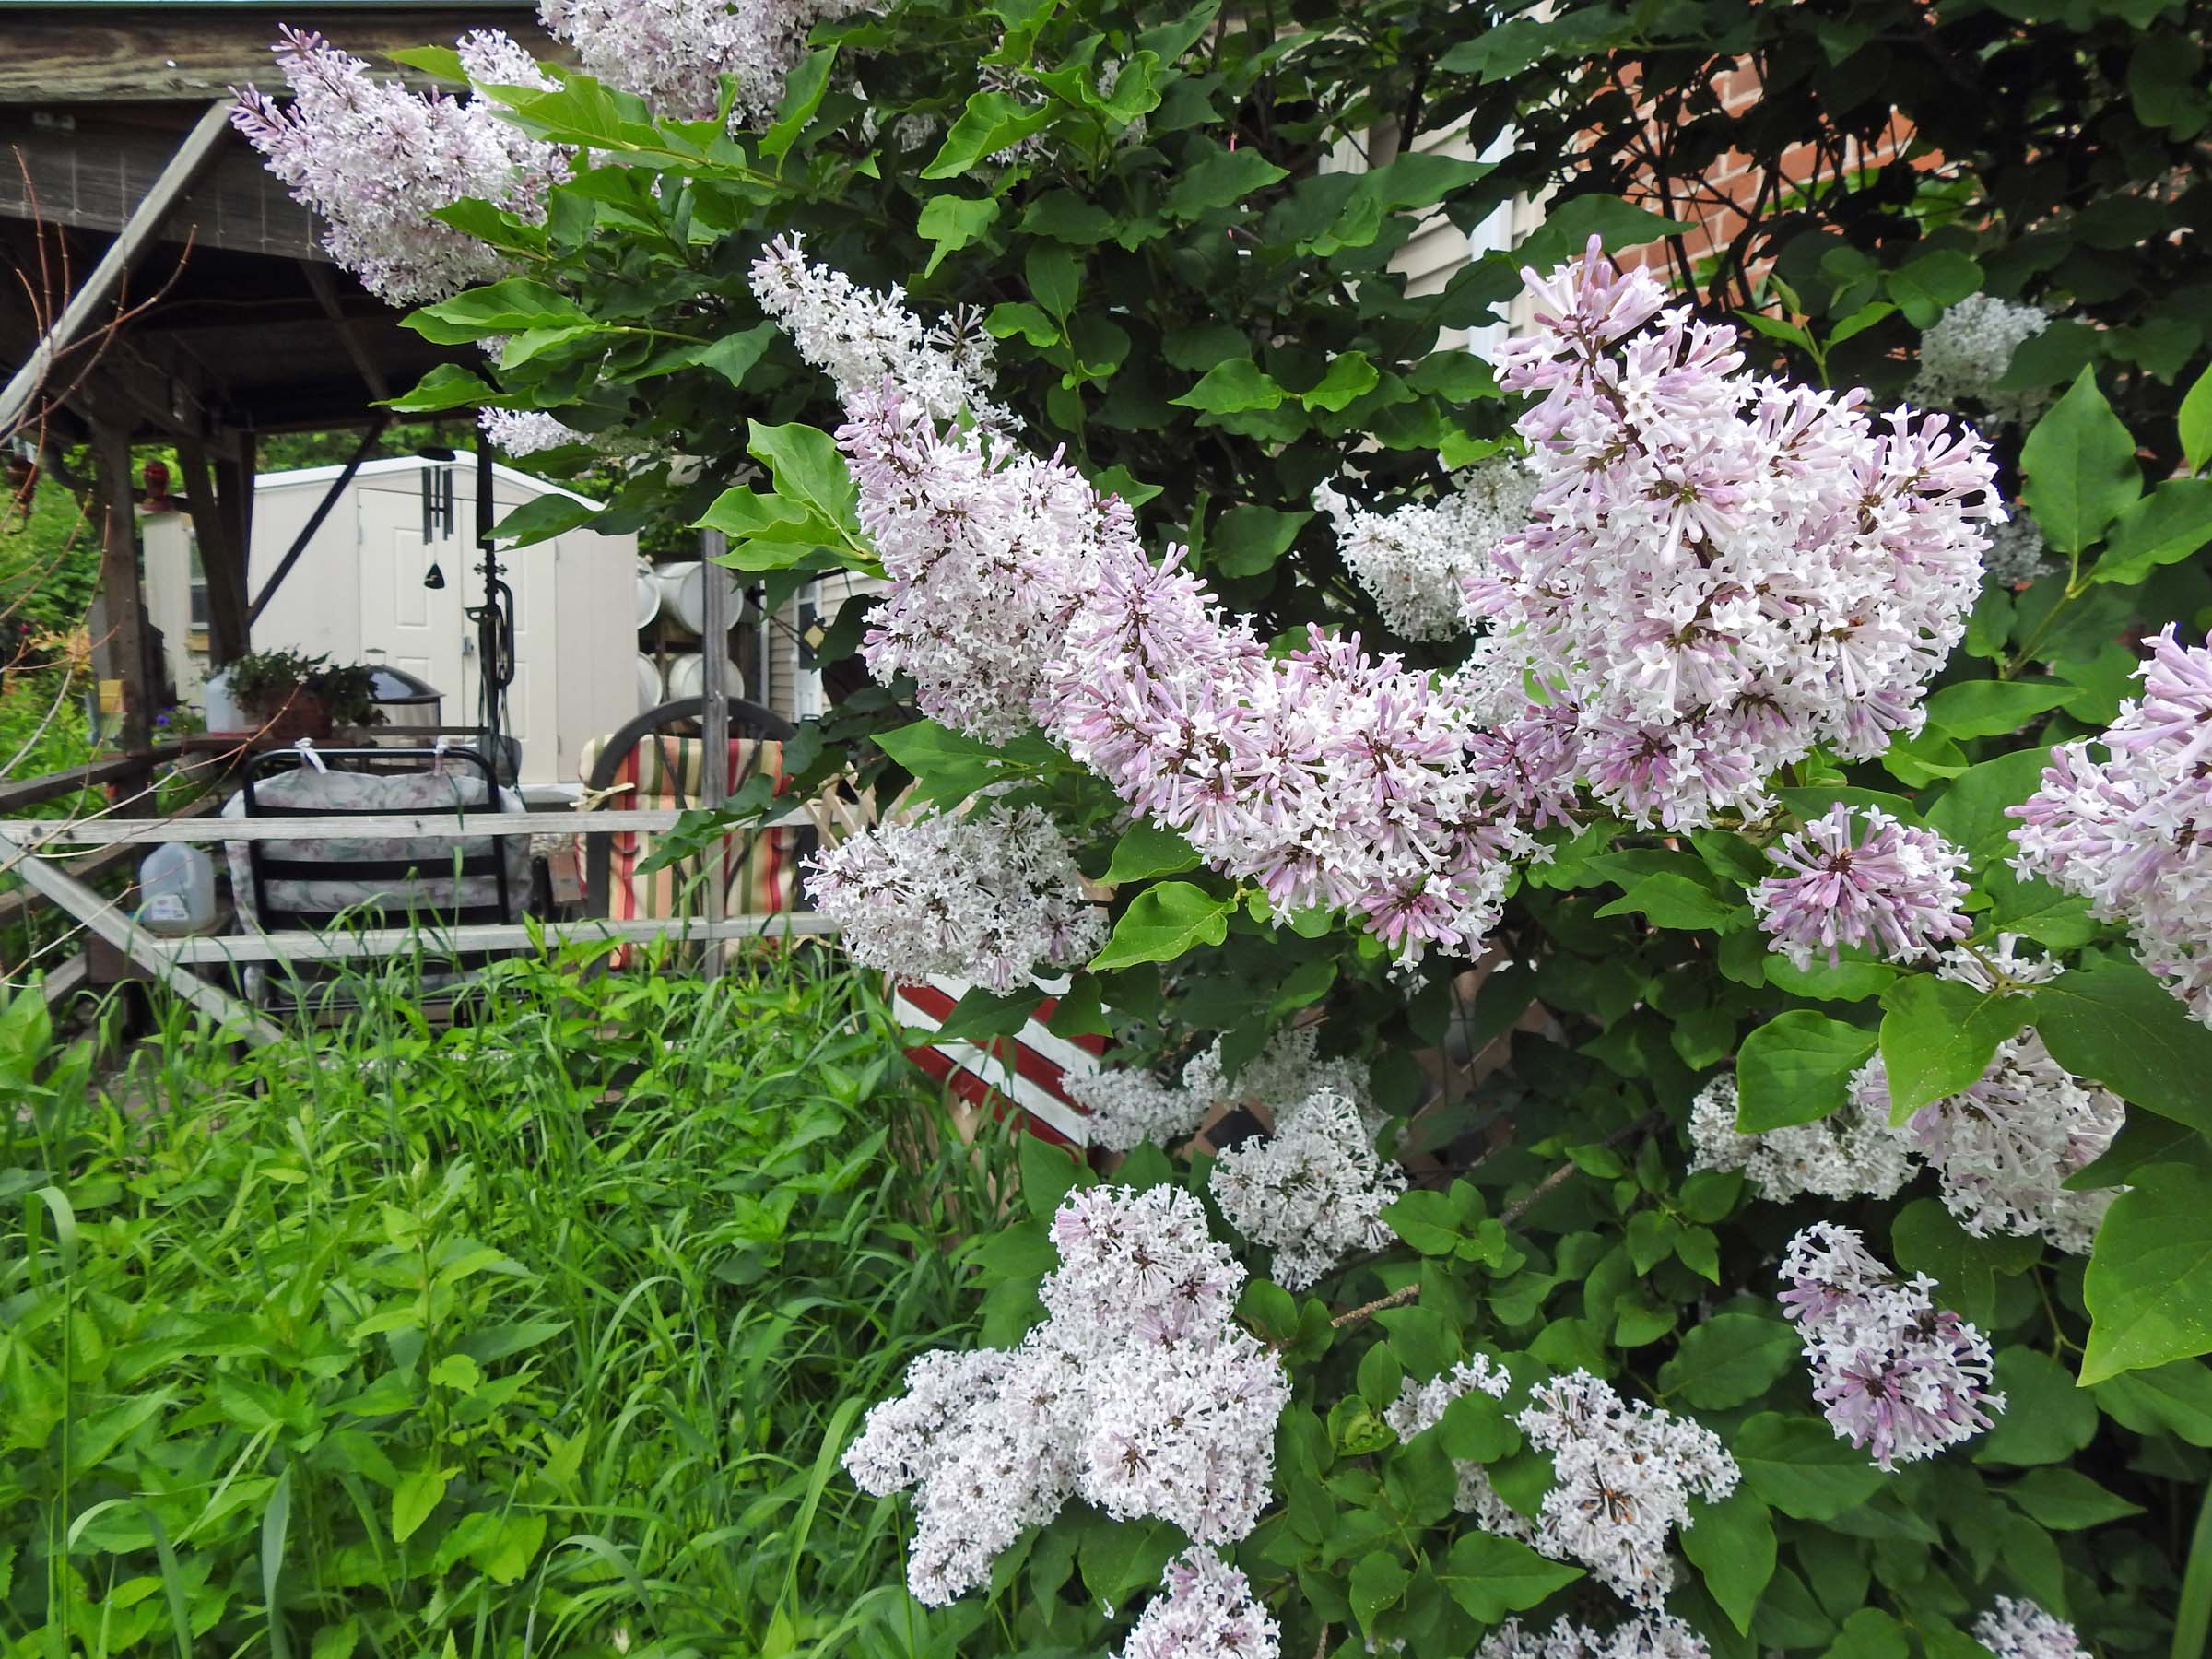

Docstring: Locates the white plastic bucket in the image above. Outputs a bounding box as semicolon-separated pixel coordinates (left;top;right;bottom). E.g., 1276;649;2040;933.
664;652;746;702
653;560;738;637
636;653;664;712
634;560;661;629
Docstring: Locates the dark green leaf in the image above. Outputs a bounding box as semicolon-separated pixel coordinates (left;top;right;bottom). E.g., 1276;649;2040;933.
1735;1012;1877;1133
1877;976;2030;1120
2032;961;2212;1133
1733;1413;1885;1520
1659;1314;1802;1409
2082;1160;2212;1383
2018;367;2142;555
1436;1533;1583;1622
1090;883;1231;970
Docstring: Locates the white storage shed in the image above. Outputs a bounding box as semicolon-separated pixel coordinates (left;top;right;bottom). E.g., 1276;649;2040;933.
147;456;641;786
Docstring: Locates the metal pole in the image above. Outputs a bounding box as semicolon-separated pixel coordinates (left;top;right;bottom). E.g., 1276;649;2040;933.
470;434;508;778
0;99;237;441
699;528;730;982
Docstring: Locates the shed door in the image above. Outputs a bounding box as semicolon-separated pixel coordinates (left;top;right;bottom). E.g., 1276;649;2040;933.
356;478;467;712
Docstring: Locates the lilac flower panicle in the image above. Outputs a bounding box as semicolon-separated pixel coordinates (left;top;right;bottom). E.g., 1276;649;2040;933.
1478;1614;1710;1659
802;806;1104;993
1477;1371;1740;1607
1120;1549;1280;1659
1974;1599;2091;1659
769;240;1989;960
1478;237;1996;829
1314;455;1537;641
1688;1073;1913;1203
1383;1355;1512;1515
1911;295;2053;429
846;1185;1287;1606
2010;627;2212;1027
1750;805;1971;971
749;236;1013;429
538;0;874;128
233;27;569;304
1779;1224;2004;1469
479;408;586;456
1066;1024;1369;1154
1208;1088;1407;1290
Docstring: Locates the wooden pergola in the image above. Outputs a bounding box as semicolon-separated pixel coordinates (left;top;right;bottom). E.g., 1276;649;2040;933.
0;6;792;1028
0;2;568;748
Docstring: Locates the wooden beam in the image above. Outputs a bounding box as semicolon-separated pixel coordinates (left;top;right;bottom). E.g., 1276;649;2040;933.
213;430;256;660
0;747;171;814
177;437;250;663
0;99;235;441
160;911;839;967
299;259;390;402
0;11;568;105
88;421;152;749
0;802;818;852
5;841;282;1042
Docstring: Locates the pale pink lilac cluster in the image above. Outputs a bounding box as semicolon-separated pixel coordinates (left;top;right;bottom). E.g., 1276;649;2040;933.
1973;1599;2091;1659
1474;238;1996;829
1748;805;1971;971
234;28;571;304
802;806;1103;992
2010;627;2212;1027
844;1184;1288;1606
1383;1355;1512;1514
762;239;1989;959
1779;1223;2004;1469
1041;550;1542;957
750;236;1012;429
538;0;872;127
1208;1088;1407;1289
1488;1371;1739;1607
1477;1613;1709;1659
1120;1549;1279;1659
1687;1073;1914;1204
1313;455;1537;641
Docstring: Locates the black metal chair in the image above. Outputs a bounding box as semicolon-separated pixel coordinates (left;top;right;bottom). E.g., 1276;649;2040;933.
229;746;529;1012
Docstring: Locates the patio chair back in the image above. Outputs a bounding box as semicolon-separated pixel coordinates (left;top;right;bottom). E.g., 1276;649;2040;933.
232;747;527;934
577;697;809;945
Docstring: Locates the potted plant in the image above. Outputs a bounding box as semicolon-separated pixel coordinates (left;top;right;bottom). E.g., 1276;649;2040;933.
217;649;384;743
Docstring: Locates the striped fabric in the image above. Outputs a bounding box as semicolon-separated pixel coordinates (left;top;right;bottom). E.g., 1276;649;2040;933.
890;976;1107;1147
576;735;801;956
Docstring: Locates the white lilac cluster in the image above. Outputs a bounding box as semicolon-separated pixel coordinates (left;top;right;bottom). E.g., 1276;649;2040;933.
479;408;586;455
1314;456;1537;641
1492;1371;1739;1608
538;0;872;127
2010;626;2212;1026
1779;1224;2003;1469
1973;1599;2091;1659
1208;1088;1407;1289
1477;1613;1709;1659
1120;1548;1280;1659
1383;1354;1512;1514
233;28;570;304
750;236;1012;429
1687;1073;1914;1203
1983;512;2053;587
1066;1024;1369;1153
1696;941;2119;1251
1910;295;2052;428
1749;805;1972;972
1853;1038;2122;1254
1475;238;1996;830
801;806;1103;993
843;1184;1288;1605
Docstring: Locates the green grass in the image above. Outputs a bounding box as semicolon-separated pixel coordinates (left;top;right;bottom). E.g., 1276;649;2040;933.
0;945;1020;1659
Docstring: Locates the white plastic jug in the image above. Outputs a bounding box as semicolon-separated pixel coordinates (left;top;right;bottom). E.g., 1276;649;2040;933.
137;843;218;936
